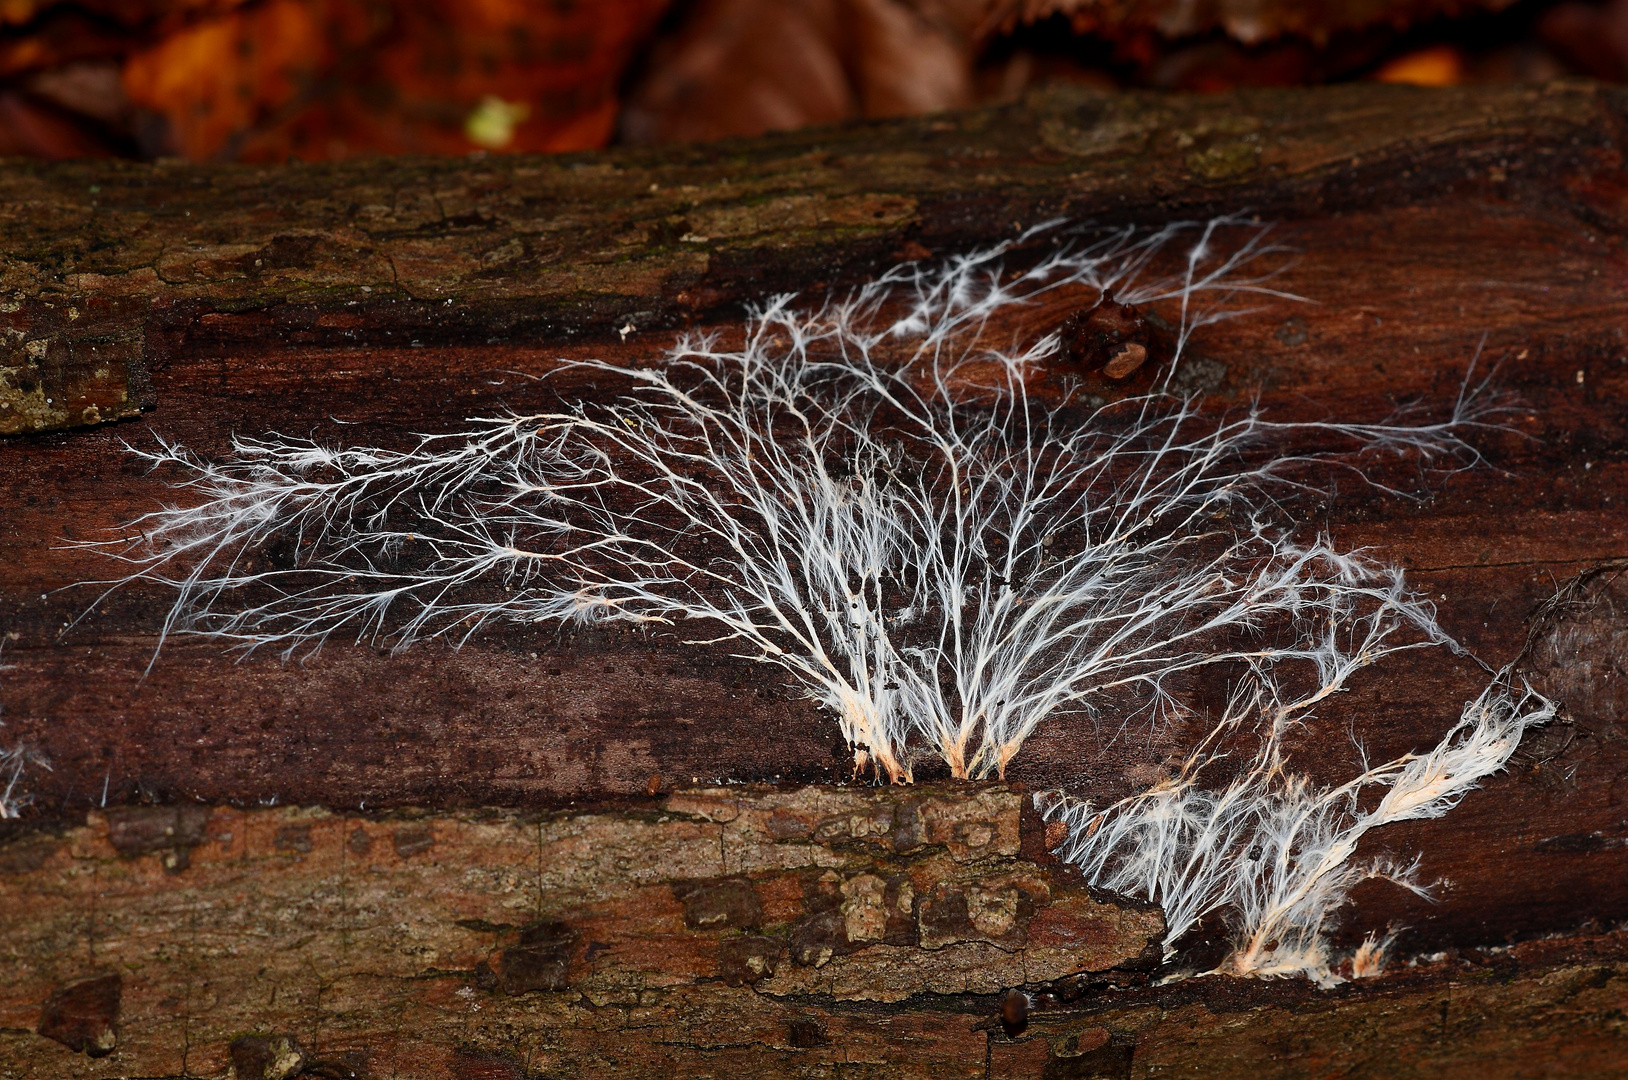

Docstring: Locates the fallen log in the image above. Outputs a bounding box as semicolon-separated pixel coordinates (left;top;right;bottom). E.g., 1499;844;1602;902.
2;80;1627;1076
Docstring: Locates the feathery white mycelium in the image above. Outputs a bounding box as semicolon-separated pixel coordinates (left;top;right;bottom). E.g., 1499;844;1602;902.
84;216;1547;982
1036;671;1554;985
0;741;36;820
0;644;44;820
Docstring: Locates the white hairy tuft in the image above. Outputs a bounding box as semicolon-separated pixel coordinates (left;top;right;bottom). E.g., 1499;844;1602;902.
81;217;1543;982
1350;927;1400;979
0;743;36;820
1038;673;1554;985
0;643;45;820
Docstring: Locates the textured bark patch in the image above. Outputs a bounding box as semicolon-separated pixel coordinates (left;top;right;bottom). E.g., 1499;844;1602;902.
393;824;436;858
1535;832;1628;854
105;804;211;858
785;1016;829;1048
673;877;764;930
0;795;1622;1075
274;824;313;853
492;920;578;995
1041;1033;1135;1080
0;297;153;436
37;974;120;1058
718;935;784;986
789;909;850;968
1522;562;1628;731
451;1046;536;1080
228;1033;307;1080
919;881;1032;950
0;829;59;875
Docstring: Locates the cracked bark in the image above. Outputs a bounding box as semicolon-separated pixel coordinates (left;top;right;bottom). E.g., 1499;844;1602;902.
2;80;1628;1076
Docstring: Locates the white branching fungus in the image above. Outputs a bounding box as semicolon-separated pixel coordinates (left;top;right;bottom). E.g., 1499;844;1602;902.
0;644;44;820
85;216;1547;982
1350;927;1401;980
0;742;35;820
1037;671;1554;985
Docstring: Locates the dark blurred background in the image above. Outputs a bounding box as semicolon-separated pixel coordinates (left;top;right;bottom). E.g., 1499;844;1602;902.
0;0;1623;160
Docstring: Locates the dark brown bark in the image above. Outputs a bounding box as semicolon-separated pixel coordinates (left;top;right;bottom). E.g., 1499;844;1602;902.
2;81;1627;1075
2;789;1627;1079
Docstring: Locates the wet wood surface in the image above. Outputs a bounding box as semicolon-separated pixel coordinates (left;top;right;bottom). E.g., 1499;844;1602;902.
2;80;1627;1076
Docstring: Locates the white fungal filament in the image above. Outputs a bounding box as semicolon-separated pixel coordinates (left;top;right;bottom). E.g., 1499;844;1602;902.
81;217;1546;983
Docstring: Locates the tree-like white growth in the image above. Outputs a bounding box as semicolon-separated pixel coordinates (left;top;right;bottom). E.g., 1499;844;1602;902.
85;217;1543;982
1037;671;1555;985
0;742;34;821
0;644;44;820
88;218;1312;777
1350;926;1401;980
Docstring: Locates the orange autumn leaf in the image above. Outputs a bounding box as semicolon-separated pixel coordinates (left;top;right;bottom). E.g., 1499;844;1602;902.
123;0;327;160
122;0;669;161
1373;43;1466;85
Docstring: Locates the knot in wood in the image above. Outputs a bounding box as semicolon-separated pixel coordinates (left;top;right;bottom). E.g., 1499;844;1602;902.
1058;290;1150;379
